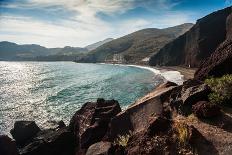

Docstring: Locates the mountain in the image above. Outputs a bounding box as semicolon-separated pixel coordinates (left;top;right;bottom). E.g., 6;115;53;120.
0;41;48;60
0;41;88;60
85;38;114;51
78;23;193;64
149;6;232;68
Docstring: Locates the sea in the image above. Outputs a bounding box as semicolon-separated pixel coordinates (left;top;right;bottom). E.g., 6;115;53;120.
0;61;183;135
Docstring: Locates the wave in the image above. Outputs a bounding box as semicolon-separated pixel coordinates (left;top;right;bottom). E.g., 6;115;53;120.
99;63;184;85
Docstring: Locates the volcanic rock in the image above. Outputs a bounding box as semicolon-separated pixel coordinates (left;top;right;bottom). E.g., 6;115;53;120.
0;135;19;155
69;99;121;151
10;121;41;146
192;101;221;118
108;82;177;140
19;127;75;155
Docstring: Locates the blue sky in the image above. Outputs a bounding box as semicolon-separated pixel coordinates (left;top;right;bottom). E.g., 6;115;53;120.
0;0;231;47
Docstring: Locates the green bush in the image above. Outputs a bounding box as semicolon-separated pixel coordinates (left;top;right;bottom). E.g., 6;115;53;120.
205;74;232;105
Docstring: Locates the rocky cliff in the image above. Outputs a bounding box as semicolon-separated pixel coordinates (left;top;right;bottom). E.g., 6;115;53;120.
149;6;232;68
195;12;232;80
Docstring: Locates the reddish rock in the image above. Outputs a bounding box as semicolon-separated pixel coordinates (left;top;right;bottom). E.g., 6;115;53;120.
167;79;211;115
192;101;221;118
148;116;171;135
108;85;177;140
10;121;41;146
181;83;211;106
0;135;19;155
69;98;121;151
80;120;109;149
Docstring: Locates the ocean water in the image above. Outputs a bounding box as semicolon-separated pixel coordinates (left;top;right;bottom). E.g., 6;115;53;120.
0;61;164;135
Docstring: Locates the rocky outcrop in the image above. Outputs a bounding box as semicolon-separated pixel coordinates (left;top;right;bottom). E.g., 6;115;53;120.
107;82;178;140
0;135;19;155
69;99;121;153
181;80;211;106
168;79;211;115
5;78;228;155
195;12;232;80
192;101;221;118
19;127;76;155
10;121;41;146
149;6;232;68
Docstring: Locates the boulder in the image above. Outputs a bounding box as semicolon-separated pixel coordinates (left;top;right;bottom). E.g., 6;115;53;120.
168;79;211;115
57;120;66;129
19;127;75;155
181;80;211;106
108;84;177;140
148;116;171;135
167;79;211;115
192;101;221;118
0;135;19;155
10;121;41;146
81;120;109;149
86;141;112;155
69;98;121;151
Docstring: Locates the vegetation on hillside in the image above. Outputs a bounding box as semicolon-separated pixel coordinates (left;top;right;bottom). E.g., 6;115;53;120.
80;24;193;63
205;74;232;105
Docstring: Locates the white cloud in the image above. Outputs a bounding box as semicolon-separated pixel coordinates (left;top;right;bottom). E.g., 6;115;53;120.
0;0;193;47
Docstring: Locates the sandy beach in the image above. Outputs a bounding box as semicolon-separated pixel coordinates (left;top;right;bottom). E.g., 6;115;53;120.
154;66;197;80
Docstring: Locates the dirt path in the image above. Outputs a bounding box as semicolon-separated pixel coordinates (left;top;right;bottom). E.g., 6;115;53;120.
175;107;232;155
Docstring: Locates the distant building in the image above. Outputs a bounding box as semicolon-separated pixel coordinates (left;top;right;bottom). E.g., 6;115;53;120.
105;53;125;63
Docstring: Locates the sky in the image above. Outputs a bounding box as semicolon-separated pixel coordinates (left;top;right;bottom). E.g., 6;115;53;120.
0;0;231;48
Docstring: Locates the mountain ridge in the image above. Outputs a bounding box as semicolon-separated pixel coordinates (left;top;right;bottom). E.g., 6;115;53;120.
78;23;194;64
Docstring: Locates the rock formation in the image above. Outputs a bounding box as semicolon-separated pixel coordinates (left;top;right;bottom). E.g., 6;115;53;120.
195;11;232;80
149;6;232;68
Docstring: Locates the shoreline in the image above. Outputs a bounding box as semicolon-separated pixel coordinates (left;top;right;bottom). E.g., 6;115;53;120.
99;63;196;85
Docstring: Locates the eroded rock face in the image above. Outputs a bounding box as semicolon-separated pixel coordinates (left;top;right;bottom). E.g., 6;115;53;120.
108;83;177;140
69;98;121;152
195;12;232;80
169;79;211;115
192;101;221;118
0;135;19;155
181;82;211;106
149;6;232;68
10;121;41;146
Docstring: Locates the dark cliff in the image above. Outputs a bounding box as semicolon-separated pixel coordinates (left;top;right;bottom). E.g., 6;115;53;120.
149;6;232;68
195;12;232;80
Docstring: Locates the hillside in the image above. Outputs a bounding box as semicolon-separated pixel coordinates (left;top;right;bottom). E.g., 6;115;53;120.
0;41;88;60
78;23;193;64
149;6;232;68
85;38;114;51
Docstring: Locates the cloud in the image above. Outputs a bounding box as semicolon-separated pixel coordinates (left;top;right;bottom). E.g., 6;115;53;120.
0;0;193;47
